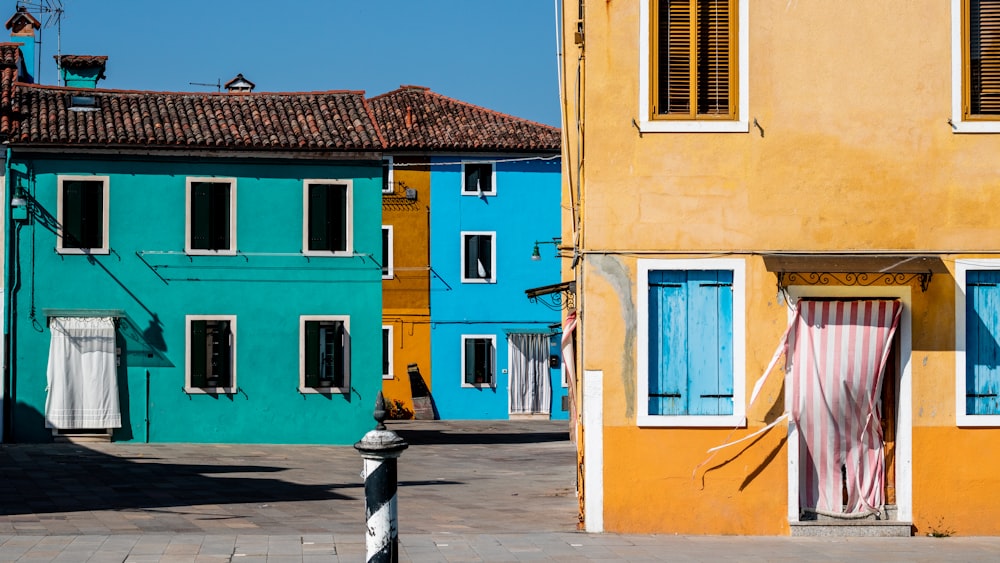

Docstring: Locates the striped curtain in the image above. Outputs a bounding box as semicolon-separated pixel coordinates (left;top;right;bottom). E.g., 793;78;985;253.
508;333;552;415
787;300;901;516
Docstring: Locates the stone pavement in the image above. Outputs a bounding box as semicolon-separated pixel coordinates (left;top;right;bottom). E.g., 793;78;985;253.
1;420;1000;561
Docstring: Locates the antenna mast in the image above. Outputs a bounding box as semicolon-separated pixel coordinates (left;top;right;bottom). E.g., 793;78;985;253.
15;0;64;85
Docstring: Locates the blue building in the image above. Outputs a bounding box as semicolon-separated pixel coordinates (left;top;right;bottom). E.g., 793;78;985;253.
370;86;566;420
2;49;386;443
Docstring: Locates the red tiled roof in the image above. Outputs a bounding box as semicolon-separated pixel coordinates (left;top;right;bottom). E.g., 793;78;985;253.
13;85;384;151
0;43;21;135
55;55;108;69
368;85;559;152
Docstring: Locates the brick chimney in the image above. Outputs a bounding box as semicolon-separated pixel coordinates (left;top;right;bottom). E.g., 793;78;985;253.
55;55;107;89
5;6;40;83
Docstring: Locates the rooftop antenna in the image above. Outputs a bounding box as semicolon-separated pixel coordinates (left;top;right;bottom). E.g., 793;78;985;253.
189;79;222;93
15;0;64;85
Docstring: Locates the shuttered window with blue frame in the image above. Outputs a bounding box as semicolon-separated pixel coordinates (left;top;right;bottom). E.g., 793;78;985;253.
966;269;1000;415
647;269;734;416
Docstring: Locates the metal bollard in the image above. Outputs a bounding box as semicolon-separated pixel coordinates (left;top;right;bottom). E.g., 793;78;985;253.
355;391;409;563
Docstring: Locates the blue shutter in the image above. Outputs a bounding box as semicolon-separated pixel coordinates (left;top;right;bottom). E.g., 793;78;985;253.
648;269;733;416
967;270;1000;415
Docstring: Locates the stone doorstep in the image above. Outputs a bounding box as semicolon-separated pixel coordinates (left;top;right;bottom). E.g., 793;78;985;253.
790;520;914;537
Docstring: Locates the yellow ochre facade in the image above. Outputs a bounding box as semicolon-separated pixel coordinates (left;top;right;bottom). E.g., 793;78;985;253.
560;0;1000;536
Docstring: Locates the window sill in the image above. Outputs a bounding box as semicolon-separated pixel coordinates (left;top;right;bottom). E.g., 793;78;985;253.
186;248;237;256
462;192;496;197
637;119;749;134
382;374;393;380
637;414;746;428
461;278;495;284
949;118;1000;134
956;414;1000;427
58;247;110;255
185;386;237;395
461;383;495;389
298;386;349;394
302;250;353;257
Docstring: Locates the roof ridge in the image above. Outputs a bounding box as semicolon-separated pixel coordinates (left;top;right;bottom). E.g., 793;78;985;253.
16;83;369;97
419;89;559;131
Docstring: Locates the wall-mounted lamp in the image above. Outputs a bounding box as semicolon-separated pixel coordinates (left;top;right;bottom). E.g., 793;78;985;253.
10;185;26;208
531;238;562;261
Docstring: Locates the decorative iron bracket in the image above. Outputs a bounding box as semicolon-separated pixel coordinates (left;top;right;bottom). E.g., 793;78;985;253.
776;271;933;293
525;281;577;311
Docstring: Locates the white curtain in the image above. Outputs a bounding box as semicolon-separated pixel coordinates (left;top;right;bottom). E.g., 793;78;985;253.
45;317;121;429
508;333;552;415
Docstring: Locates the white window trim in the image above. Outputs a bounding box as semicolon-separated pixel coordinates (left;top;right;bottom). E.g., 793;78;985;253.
460;231;496;284
57;175;110;255
461;161;496;196
637;0;750;133
302;179;354;257
185;177;237;256
955;259;1000;426
382;324;394;380
299;314;351;394
184;314;237;394
950;0;1000;133
382;225;394;280
382;156;394;194
461;334;497;389
636;258;746;427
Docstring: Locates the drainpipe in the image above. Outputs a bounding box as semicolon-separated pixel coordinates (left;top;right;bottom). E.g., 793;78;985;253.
2;146;14;442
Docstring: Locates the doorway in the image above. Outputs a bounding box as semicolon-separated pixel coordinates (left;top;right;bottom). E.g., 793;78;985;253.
508;333;552;417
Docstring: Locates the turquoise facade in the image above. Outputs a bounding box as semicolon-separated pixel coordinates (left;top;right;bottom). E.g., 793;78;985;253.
6;155;383;444
429;157;566;420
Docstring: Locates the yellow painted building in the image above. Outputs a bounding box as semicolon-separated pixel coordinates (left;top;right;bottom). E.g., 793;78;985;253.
560;0;1000;536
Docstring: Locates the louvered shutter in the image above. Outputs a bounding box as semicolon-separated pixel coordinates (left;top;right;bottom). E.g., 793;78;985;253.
970;0;1000;115
966;270;1000;414
331;321;346;388
697;0;731;116
189;320;208;388
304;321;320;388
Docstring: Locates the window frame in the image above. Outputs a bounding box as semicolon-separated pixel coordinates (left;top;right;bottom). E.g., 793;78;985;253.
461;162;496;196
460;231;496;284
636;258;746;427
184;315;237;394
952;0;1000;132
185;177;237;256
638;0;749;133
461;334;496;388
955;259;1000;426
382;225;394;280
57;175;110;255
302;179;353;256
382;156;394;194
382;325;394;380
299;315;351;394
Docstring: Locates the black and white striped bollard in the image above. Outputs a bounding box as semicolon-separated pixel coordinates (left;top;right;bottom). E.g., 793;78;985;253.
355;392;408;563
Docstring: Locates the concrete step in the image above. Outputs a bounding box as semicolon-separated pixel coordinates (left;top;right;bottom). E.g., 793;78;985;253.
790;520;913;537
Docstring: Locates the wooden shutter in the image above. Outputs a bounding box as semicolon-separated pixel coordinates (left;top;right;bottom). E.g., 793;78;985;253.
697;0;731;116
206;320;232;388
648;269;733;416
62;180;85;248
208;183;230;250
331;321;346;388
79;181;104;249
656;0;692;115
191;182;211;250
465;166;480;193
465;235;479;279
382;328;391;376
304;321;320;387
328;184;347;252
465;338;485;384
970;0;1000;115
967;271;1000;415
382;228;390;277
478;235;492;279
477;164;492;193
308;184;329;251
189;320;208;388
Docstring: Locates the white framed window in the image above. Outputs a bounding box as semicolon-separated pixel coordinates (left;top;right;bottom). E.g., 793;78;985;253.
382;225;394;279
382;156;394;194
951;0;1000;133
185;315;237;394
955;259;1000;426
462;162;495;196
299;315;350;393
638;0;749;133
636;258;746;427
185;178;237;255
382;325;393;380
303;179;353;256
57;175;110;254
461;334;496;388
461;231;495;283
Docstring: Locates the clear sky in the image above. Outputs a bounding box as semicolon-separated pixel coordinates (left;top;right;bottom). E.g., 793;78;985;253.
9;0;563;127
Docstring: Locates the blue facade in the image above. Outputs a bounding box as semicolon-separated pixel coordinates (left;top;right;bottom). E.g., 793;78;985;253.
429;156;566;420
6;155;384;444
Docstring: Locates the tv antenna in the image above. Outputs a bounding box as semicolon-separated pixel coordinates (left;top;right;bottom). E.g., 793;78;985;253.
189;79;222;93
16;0;64;85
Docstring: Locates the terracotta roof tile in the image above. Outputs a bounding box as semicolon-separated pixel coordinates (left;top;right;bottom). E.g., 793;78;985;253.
0;43;21;136
13;84;383;151
368;85;559;152
55;55;108;69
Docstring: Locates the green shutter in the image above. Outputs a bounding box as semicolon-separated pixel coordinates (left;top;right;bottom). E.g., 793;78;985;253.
382;328;390;376
332;321;346;388
382;228;390;277
465;338;478;384
329;184;347;252
304;321;320;387
191;182;211;250
478;235;492;279
465;166;480;193
208;183;230;250
80;181;104;249
189;320;208;388
465;235;479;279
62;181;84;248
308;184;329;251
209;321;232;388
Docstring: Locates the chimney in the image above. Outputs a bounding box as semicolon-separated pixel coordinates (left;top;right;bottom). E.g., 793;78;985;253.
55;55;108;89
224;73;255;93
5;6;40;83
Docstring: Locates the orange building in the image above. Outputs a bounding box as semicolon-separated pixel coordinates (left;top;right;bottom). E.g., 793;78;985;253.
560;0;1000;536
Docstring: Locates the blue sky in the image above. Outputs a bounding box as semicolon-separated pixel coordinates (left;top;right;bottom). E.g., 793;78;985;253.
10;0;562;126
